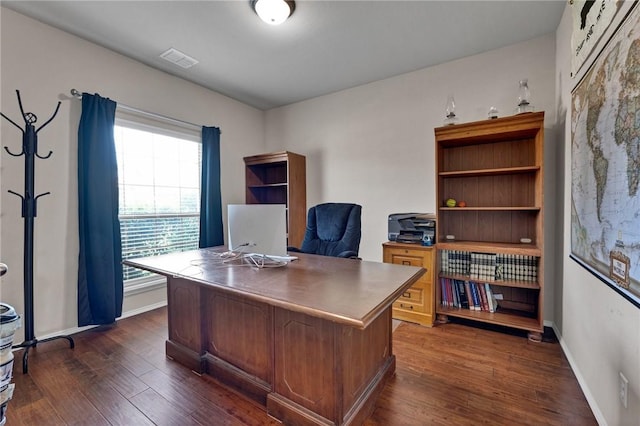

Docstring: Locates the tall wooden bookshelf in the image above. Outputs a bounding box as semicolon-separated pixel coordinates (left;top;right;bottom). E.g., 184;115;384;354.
434;112;544;341
244;151;306;248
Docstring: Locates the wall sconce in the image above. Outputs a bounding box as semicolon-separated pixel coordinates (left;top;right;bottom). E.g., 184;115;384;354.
252;0;295;25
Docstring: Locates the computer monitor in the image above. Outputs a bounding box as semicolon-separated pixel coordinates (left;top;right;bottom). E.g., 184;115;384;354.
227;204;288;258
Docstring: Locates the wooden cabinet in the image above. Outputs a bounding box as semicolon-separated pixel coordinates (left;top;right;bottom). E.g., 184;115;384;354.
383;242;435;326
434;112;545;341
244;151;306;248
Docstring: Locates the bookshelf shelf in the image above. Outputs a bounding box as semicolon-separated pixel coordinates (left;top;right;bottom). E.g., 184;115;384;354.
438;206;541;212
436;241;541;256
436;306;540;332
438;273;540;290
247;183;289;189
438;165;540;177
434;112;545;341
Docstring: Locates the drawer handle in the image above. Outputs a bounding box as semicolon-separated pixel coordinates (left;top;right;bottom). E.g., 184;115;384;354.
400;303;413;310
402;261;411;265
403;292;411;298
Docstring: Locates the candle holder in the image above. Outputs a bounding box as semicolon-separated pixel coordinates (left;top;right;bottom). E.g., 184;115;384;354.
516;79;534;114
444;95;459;125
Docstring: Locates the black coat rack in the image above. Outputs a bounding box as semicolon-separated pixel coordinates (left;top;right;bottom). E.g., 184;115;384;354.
1;90;74;374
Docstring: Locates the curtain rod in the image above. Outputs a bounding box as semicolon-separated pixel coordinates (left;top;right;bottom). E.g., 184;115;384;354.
70;88;205;132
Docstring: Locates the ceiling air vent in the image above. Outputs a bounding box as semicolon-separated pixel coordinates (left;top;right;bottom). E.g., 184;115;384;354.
159;48;199;69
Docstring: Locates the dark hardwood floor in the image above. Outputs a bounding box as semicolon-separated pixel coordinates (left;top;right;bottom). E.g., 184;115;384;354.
7;307;596;425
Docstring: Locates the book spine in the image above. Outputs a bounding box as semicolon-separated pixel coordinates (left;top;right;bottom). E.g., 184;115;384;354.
469;282;481;311
478;283;489;311
464;281;473;310
458;280;469;309
485;283;496;313
451;278;458;307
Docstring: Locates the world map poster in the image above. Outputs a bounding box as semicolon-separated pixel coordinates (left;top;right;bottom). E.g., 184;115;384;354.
571;3;640;305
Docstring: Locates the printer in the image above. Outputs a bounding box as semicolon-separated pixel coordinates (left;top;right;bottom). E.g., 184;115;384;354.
388;213;436;244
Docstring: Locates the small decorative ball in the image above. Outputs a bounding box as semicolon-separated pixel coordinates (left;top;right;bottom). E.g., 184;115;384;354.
458;201;467;207
446;198;456;207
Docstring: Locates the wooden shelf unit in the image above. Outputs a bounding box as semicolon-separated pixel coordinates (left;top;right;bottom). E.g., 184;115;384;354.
383;242;435;327
434;112;545;341
244;151;307;248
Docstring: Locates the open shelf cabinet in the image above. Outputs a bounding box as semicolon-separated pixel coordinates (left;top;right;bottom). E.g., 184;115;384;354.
434;112;545;341
244;151;306;248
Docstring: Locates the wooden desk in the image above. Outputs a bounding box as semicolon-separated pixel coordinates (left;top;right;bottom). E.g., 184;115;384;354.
124;248;424;425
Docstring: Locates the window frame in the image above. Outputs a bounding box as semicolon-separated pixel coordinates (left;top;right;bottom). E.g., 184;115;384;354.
114;109;202;292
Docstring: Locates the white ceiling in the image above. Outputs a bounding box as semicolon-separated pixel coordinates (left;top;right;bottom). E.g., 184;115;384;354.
3;1;566;110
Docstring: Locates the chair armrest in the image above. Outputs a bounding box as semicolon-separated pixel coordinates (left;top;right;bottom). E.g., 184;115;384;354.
337;250;360;259
287;246;302;253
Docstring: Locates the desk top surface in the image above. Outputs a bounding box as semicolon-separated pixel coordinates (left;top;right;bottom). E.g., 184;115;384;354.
124;248;424;328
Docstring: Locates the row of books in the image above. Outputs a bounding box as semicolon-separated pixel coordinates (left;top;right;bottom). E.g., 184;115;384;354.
496;253;538;282
440;250;538;282
440;250;471;275
470;252;496;281
439;277;499;312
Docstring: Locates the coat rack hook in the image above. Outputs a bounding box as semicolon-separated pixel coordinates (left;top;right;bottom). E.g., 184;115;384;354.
1;112;26;156
7;190;24;201
4;145;24;157
36;102;61;133
35;150;53;160
0;112;25;133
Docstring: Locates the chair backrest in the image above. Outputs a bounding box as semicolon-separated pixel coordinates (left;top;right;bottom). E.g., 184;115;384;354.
300;203;362;258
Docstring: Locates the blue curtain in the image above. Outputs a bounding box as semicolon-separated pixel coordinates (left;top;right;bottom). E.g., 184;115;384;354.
77;93;123;326
199;126;224;248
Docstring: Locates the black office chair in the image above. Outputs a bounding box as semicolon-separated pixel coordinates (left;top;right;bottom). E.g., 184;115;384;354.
289;203;362;258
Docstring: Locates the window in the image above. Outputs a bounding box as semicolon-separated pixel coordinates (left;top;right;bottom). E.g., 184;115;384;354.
114;116;201;286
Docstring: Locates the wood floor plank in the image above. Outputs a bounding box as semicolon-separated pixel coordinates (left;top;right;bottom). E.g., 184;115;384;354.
83;332;157;377
9;396;66;426
6;366;43;409
19;349;110;426
129;388;200;426
139;368;207;413
5;307;596;426
81;380;155;426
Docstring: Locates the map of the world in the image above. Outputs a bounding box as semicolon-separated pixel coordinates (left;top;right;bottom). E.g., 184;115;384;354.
571;3;640;302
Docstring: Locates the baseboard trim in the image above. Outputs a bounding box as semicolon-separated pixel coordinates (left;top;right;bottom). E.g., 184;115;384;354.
551;323;607;426
20;300;168;347
119;300;167;320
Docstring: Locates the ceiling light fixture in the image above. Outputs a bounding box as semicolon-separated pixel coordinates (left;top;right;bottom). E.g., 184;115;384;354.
251;0;295;25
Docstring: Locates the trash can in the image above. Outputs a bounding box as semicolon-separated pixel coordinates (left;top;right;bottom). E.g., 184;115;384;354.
0;303;20;425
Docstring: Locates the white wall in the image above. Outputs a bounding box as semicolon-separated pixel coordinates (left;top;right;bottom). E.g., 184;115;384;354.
0;8;264;343
264;34;559;322
554;5;640;425
3;5;639;425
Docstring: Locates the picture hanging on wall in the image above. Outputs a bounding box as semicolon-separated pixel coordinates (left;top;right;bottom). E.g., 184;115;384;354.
570;1;640;307
570;0;635;82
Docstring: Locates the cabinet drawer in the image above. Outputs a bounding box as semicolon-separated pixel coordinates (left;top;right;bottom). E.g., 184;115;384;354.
390;258;432;285
393;300;424;313
385;248;432;274
398;287;424;305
